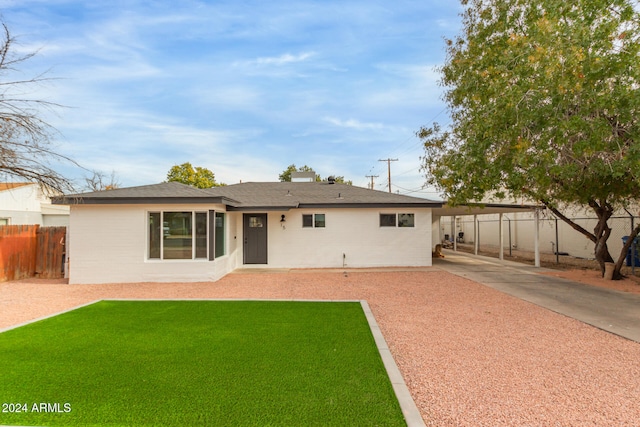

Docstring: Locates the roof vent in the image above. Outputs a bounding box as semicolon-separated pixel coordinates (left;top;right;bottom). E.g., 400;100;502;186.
327;176;336;184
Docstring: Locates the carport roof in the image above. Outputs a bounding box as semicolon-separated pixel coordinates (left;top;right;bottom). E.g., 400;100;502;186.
433;202;540;217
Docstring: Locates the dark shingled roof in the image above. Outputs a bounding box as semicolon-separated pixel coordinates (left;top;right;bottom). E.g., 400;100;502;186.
205;181;442;210
53;182;240;206
54;180;442;209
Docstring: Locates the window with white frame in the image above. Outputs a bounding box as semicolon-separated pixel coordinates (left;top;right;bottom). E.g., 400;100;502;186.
380;213;415;227
302;214;325;228
148;211;225;260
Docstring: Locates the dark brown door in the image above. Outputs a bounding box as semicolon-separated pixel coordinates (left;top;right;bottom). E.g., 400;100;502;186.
243;214;268;264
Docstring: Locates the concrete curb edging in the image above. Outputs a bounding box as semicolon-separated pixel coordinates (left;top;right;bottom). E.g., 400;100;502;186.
360;300;426;427
0;299;103;334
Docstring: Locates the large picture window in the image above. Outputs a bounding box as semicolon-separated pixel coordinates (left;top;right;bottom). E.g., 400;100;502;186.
148;211;225;260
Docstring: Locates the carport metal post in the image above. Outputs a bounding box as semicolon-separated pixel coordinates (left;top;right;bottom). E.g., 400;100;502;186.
453;216;457;251
534;209;541;267
474;214;479;255
499;213;504;260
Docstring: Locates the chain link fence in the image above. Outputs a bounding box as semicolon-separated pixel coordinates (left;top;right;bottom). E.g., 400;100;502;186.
440;213;640;275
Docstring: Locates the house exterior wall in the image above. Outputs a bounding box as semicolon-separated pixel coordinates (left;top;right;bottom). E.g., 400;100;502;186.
234;208;433;269
67;203;233;284
67;204;433;284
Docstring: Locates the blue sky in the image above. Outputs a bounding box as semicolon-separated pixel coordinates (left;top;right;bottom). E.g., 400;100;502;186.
1;0;461;198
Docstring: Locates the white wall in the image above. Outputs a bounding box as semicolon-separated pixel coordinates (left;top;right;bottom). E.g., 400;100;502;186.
67;204;232;284
0;184;69;226
234;208;433;269
449;210;638;260
68;204;433;284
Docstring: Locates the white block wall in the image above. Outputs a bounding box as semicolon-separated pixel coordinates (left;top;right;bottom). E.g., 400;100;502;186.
235;208;433;269
67;204;433;284
67;204;234;284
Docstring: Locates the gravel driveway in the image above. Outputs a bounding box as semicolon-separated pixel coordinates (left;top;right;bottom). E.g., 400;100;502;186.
1;269;639;426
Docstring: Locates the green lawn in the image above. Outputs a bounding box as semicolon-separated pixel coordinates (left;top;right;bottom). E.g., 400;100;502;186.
0;300;405;426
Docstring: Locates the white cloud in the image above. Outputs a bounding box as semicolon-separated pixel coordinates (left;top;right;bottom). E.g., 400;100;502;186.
324;117;385;131
254;52;315;66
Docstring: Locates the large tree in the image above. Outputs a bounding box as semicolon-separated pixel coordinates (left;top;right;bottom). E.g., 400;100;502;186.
166;162;223;188
0;22;75;194
419;0;640;279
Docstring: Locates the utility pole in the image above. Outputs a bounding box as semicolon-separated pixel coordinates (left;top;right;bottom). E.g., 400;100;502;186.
378;158;398;193
365;174;379;190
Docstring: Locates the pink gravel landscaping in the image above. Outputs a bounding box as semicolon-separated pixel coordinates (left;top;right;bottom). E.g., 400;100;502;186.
1;269;639;426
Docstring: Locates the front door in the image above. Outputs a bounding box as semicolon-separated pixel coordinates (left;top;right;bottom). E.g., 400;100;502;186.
243;213;268;264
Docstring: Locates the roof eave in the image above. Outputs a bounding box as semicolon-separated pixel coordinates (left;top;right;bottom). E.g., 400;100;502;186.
298;202;443;209
53;196;240;206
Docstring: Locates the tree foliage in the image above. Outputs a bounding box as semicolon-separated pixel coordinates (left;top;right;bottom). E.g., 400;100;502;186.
166;162;223;188
0;22;75;194
419;0;640;278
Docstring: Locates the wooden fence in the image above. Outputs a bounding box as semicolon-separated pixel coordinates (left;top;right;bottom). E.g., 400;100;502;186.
0;225;66;282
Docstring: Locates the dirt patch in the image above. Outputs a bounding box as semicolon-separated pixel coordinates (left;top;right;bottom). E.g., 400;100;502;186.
541;268;640;294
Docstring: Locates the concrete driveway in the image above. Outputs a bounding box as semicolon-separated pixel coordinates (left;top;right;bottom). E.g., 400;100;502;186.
434;250;640;343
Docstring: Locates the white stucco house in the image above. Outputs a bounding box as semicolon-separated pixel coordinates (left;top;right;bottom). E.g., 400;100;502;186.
54;179;445;284
0;183;69;226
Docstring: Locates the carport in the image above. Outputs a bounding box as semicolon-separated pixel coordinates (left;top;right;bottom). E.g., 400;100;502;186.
432;202;542;266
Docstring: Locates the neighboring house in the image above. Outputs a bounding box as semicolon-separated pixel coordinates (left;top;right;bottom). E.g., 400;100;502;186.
54;179;444;284
0;183;69;226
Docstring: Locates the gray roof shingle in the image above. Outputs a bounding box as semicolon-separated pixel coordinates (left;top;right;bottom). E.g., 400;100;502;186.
53;182;240;205
54;181;442;209
205;181;442;210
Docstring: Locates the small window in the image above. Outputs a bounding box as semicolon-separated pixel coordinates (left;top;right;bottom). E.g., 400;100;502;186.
303;214;325;228
398;213;415;227
380;214;396;227
249;216;263;228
